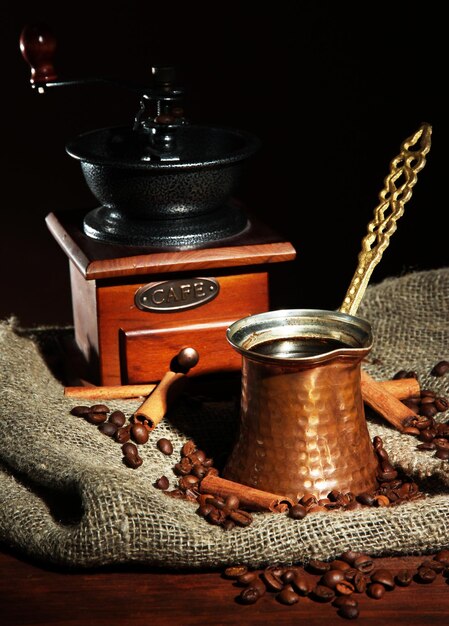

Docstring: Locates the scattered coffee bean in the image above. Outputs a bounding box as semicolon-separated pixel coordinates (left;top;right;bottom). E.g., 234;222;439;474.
108;410;126;427
70;405;92;417
262;568;284;592
307;559;330;575
416;565;437;583
131;423;149;445
223;565;248;578
333;595;358;609
238;586;260;604
289;503;307;519
86;412;108;425
121;441;143;469
277;585;299;605
115;425;131;444
321;569;346;589
157;438;174;455
311;584;335;603
395;569;414;586
338;604;360;620
98;422;118;437
222;550;449;618
154;476;170;490
90;404;110;414
431;360;449;376
371;568;395;589
367;582;385;599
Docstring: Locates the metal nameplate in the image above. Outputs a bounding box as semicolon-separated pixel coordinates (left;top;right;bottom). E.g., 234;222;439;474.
135;278;220;312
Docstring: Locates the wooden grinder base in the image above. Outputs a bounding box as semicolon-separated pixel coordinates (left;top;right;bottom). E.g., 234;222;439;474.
46;209;296;385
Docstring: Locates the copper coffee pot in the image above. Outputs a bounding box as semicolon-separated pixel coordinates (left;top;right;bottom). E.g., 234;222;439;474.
222;123;432;500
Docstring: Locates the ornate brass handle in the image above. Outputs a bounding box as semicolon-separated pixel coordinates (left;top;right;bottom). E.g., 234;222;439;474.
340;122;432;316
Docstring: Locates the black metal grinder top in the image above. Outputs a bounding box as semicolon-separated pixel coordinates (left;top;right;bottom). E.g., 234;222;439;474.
20;24;260;248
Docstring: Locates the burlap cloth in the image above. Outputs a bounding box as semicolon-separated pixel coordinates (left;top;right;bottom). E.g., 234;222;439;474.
1;268;449;569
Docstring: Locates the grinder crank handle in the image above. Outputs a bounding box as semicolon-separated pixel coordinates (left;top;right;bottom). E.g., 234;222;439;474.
133;347;199;431
19;23;167;94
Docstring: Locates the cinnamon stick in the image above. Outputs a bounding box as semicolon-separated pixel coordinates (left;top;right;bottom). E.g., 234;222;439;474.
200;474;294;513
64;383;157;399
370;374;420;400
360;370;420;432
63;375;419;401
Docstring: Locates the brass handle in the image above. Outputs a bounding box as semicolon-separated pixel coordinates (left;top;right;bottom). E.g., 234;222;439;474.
339;122;432;316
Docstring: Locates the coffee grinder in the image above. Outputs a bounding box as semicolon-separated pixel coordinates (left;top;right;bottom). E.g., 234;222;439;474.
20;24;296;385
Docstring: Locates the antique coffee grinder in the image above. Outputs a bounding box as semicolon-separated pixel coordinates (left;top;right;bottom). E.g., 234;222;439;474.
20;24;296;385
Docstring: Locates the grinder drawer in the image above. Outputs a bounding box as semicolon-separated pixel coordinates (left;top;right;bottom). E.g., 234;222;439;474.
120;319;241;383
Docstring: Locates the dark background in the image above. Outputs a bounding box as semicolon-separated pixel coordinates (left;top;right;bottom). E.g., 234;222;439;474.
2;1;448;327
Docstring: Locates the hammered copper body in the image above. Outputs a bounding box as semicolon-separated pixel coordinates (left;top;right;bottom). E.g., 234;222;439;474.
222;310;379;500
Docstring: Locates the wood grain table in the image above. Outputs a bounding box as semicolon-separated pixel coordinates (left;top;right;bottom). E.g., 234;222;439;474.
1;546;449;625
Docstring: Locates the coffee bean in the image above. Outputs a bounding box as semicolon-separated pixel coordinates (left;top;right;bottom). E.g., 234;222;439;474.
291;572;314;596
395;569;414;586
70;405;91;417
371;568;395;589
307;559;330;575
238;586;260;604
90;404;110;413
237;571;258;586
115;425;131;444
86;412;108;425
157;438;173;455
131;423;149;445
435;397;449;412
191;464;208;480
121;442;143;468
421;559;445;573
98;422;118;437
124;454;143;469
178;474;199;490
329;559;351;571
353;555;374;573
122;442;139;458
224;495;240;510
435;448;449;460
393;370;409;379
353;572;367;593
311;584;335;602
338;604;360;620
224;565;248;579
434;549;449;562
229;509;253;527
367;582;385;599
181;440;196;457
335;580;355;595
289;503;307;519
109;410;126;427
340;550;363;565
431;360;449;376
356;492;375;506
154;476;169;490
262;569;284;592
188;449;206;464
416;566;437;583
420;403;438;418
277;585;299;605
333;595;358;608
321;569;346;589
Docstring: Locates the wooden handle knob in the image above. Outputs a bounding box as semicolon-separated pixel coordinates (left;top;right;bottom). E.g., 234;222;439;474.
19;23;57;85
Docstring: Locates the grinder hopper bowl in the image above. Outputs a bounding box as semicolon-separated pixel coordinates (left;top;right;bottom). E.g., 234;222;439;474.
20;24;296;384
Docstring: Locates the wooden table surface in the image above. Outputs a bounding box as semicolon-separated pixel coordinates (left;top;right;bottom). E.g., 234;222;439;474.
1;546;449;625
